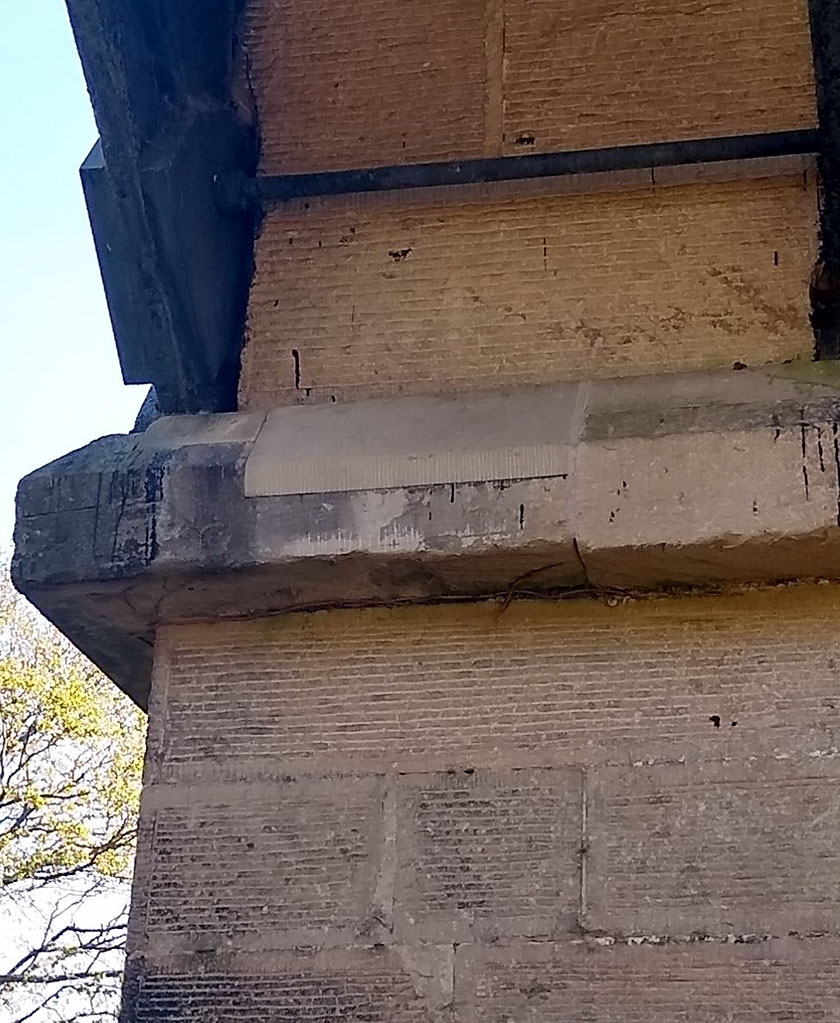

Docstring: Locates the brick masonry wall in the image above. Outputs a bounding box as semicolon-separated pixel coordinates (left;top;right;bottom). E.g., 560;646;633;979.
243;0;816;174
125;585;840;1020
240;171;818;409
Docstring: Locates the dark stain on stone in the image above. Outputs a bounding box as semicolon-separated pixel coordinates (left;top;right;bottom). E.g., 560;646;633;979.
144;465;165;504
801;414;811;501
707;265;801;335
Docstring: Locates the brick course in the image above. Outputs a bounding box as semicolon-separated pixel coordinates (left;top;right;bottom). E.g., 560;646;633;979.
129;950;434;1023
502;0;816;156
240;173;817;409
148;587;840;778
143;778;384;950
394;768;582;941
126;584;840;1020
585;758;840;936
456;939;840;1022
244;0;816;173
243;0;489;175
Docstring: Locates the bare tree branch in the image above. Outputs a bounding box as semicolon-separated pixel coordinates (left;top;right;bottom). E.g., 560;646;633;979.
0;563;145;1023
2;970;123;986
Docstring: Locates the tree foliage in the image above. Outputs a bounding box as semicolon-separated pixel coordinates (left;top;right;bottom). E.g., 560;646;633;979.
0;564;145;1023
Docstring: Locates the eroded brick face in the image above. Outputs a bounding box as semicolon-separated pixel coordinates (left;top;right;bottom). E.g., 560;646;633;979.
143;778;383;951
126;585;840;1021
129;950;434;1022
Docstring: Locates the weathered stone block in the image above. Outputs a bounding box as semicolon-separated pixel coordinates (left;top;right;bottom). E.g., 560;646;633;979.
241;172;816;409
127;948;438;1022
455;938;840;1021
395;768;581;941
137;777;385;952
244;0;488;174
585;759;840;937
503;0;815;154
147;588;840;781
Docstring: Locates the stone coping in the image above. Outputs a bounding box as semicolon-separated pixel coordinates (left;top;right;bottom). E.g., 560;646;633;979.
13;364;840;707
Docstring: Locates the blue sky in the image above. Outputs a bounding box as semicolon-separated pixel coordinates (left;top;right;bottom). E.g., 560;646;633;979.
0;1;147;548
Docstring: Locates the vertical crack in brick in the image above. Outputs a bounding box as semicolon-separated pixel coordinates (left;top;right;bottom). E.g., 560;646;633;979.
800;412;811;500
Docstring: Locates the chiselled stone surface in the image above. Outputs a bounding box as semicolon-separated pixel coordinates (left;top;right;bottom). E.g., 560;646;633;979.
245;0;815;173
585;758;840;936
140;777;384;951
241;171;817;410
127;949;437;1023
502;0;815;155
147;587;840;780
394;769;581;941
456;939;840;1021
124;590;840;1022
244;0;489;174
45;5;837;1023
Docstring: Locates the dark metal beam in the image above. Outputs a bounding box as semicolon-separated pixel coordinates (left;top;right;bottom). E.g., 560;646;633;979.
247;130;820;205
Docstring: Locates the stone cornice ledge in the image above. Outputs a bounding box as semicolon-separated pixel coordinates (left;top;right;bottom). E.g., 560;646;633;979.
13;365;840;708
